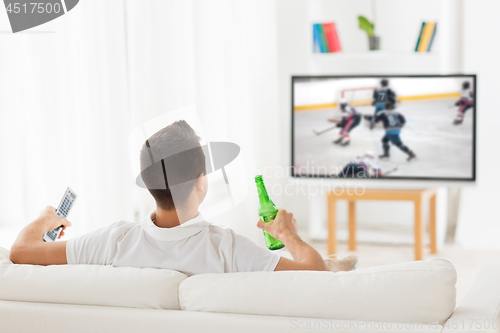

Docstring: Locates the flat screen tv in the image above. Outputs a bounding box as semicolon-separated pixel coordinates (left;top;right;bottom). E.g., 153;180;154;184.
291;75;476;181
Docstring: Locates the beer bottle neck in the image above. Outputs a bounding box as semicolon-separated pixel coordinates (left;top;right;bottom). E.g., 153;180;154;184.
256;182;271;204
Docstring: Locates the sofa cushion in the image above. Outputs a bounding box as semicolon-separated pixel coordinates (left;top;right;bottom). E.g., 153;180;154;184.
0;247;12;265
0;247;187;310
179;258;456;325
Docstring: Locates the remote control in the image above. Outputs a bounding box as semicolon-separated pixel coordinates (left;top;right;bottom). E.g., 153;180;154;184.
43;187;77;242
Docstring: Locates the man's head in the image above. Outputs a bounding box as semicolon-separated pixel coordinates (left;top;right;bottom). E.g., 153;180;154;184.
381;79;389;87
139;120;207;211
339;98;348;110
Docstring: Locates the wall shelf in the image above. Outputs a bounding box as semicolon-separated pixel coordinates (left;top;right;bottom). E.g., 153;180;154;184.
311;51;439;58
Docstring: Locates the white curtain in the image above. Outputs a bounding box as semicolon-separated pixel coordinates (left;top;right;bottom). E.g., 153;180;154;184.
193;0;281;243
0;0;136;243
125;0;281;244
0;0;280;247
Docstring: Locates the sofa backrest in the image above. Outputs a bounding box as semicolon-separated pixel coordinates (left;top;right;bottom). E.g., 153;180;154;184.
179;258;457;325
0;247;187;310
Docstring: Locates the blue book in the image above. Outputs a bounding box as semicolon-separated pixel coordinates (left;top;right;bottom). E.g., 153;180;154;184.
313;24;322;53
415;22;425;52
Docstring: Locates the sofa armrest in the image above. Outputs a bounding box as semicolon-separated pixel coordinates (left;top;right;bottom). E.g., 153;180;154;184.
443;265;500;333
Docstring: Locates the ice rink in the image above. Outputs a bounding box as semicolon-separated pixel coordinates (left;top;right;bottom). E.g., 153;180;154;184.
293;98;474;179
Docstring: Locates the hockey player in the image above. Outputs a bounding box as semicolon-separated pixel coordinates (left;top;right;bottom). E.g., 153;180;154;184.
331;99;361;146
453;81;474;125
372;102;416;162
372;79;396;116
339;151;382;178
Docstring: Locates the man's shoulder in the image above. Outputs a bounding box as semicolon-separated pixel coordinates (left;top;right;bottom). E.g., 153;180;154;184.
206;224;233;237
102;220;138;230
205;225;260;246
113;220;138;227
204;224;246;244
109;220;141;235
86;220;139;239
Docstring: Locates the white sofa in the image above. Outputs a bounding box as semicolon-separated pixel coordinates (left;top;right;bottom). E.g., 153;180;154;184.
0;246;499;333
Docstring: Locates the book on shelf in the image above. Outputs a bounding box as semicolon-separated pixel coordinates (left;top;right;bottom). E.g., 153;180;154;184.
323;23;341;52
313;24;321;52
313;22;341;53
415;22;437;52
318;24;329;52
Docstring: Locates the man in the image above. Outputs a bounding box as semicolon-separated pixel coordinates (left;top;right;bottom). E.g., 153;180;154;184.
10;121;355;275
339;151;382;178
373;103;416;162
453;81;474;125
370;79;396;128
331;99;361;147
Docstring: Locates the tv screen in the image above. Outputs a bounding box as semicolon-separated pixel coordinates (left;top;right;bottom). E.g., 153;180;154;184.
291;75;476;181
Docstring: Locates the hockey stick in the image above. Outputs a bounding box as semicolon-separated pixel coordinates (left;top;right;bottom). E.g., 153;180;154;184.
335;166;398;178
381;167;398;176
312;125;337;136
327;118;341;123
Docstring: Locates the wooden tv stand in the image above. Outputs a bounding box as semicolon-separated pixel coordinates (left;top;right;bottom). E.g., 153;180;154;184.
327;188;437;261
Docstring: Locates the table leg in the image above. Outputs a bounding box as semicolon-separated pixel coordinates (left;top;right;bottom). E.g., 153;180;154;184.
414;198;423;260
327;194;337;256
429;193;437;254
348;200;356;251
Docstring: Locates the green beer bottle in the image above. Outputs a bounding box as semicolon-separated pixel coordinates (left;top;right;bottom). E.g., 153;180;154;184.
255;175;285;250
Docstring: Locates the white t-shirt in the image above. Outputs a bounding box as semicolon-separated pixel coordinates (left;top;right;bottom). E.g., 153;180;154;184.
66;212;281;276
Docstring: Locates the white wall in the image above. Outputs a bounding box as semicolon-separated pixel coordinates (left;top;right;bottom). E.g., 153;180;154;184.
276;0;462;242
455;0;500;250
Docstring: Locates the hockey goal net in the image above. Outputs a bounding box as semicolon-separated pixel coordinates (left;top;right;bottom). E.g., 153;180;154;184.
340;87;377;106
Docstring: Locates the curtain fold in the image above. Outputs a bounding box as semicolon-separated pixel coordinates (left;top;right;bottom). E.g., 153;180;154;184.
191;0;280;243
0;0;280;247
0;0;136;240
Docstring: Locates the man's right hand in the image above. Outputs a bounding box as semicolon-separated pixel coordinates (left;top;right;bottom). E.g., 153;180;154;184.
256;209;298;243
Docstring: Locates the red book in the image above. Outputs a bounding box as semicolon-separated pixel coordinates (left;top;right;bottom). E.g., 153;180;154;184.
323;22;341;52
